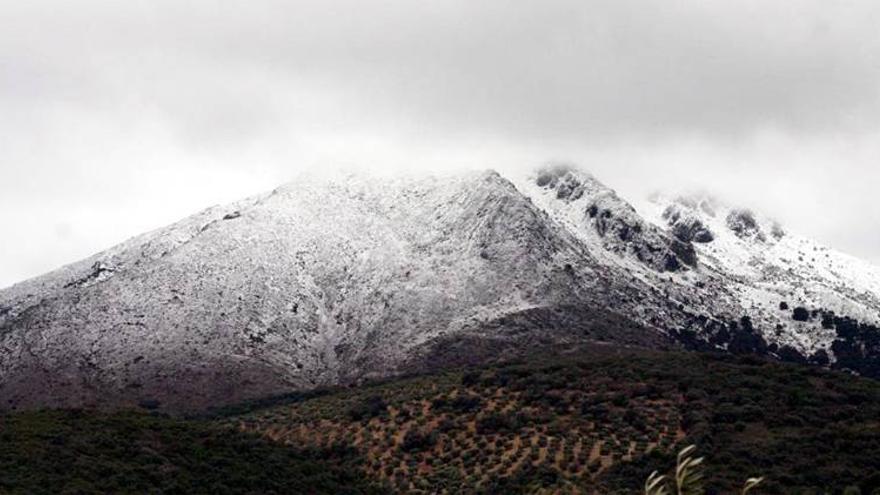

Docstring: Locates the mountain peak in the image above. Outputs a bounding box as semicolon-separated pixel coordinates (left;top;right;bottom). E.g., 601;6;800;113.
646;191;786;246
2;165;880;412
514;165;699;272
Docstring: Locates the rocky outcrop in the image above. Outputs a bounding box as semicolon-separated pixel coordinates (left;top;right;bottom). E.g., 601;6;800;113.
726;209;765;241
662;203;714;243
528;166;698;272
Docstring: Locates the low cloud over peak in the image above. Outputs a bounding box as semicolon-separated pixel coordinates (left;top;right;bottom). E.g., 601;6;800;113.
2;0;880;286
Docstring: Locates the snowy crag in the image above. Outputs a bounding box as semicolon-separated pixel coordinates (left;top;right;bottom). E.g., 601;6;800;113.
1;166;878;411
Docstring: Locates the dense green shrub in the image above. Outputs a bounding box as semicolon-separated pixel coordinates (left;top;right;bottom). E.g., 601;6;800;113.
347;395;388;421
792;307;811;321
400;430;436;453
0;411;379;495
7;350;880;494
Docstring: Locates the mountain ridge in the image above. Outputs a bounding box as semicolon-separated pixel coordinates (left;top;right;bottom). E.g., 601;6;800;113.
1;166;878;411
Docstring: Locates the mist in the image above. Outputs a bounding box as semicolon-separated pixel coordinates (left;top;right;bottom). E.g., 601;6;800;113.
3;0;880;287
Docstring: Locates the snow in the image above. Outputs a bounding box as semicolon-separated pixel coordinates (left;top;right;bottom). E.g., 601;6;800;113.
639;191;880;352
1;165;878;410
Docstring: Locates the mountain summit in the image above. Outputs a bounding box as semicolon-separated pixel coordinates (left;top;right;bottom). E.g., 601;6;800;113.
1;166;878;411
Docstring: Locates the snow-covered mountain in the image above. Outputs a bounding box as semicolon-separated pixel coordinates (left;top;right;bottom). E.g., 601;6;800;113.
644;191;880;349
1;166;878;411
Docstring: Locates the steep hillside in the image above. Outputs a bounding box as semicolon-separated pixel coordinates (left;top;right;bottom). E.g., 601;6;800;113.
4;351;877;494
0;170;670;411
513;166;880;369
1;166;878;411
226;350;880;494
641;192;880;361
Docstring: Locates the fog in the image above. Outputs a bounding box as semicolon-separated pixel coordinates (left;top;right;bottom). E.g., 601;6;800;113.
3;0;880;287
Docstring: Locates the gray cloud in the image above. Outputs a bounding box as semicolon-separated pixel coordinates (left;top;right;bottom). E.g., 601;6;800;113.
3;0;880;286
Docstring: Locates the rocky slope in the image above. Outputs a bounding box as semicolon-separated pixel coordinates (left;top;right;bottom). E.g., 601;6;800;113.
1;166;878;411
642;191;880;353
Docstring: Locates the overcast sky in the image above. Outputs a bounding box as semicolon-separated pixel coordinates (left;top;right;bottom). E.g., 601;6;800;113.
2;0;880;288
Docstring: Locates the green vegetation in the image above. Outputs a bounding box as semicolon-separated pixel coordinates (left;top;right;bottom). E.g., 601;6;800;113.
0;410;379;494
232;351;880;493
2;350;880;493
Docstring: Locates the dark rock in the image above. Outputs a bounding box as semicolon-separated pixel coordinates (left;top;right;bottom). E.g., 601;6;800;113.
536;172;555;188
669;240;698;268
554;175;584;201
693;229;714;243
63;261;114;289
663;205;714;244
726;209;762;239
770;223;785;240
587;204;598;218
664;254;681;272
